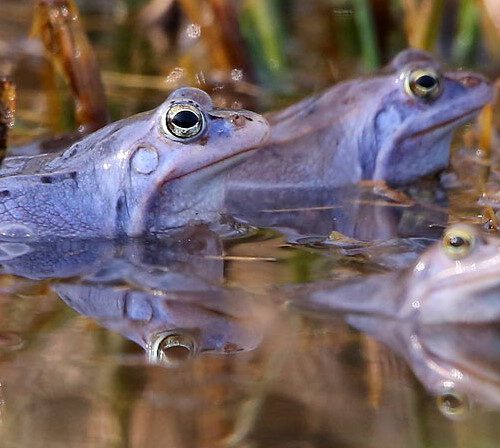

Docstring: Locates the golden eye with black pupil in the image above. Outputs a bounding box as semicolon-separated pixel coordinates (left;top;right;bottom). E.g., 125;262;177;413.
442;227;475;260
405;68;442;100
163;103;205;140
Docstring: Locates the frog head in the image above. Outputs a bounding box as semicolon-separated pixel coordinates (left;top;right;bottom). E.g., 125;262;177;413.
90;87;269;236
369;49;493;183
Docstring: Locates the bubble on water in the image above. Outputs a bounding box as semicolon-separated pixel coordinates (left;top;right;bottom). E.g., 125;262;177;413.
231;68;244;81
186;23;201;39
166;67;185;85
232;100;243;109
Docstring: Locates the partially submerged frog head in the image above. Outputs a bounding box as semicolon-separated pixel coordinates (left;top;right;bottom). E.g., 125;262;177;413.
296;224;500;324
111;87;269;234
357;49;492;184
293;226;500;414
405;224;500;323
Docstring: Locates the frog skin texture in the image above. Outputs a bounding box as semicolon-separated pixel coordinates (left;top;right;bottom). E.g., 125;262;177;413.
0;88;269;240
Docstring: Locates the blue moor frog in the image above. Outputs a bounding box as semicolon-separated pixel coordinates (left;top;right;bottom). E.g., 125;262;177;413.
293;225;500;411
296;224;500;323
228;49;493;189
0;87;269;240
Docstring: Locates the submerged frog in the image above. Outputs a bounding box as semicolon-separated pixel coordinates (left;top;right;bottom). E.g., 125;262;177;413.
293;225;500;410
296;224;500;323
0;87;269;240
228;49;493;189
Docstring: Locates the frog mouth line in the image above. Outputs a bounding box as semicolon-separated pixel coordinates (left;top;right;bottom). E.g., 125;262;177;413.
164;141;268;184
406;106;485;140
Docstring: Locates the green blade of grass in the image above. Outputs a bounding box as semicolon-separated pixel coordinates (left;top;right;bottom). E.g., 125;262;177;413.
240;0;287;87
452;0;480;65
352;0;380;70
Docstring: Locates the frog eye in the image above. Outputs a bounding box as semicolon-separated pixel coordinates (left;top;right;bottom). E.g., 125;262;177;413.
147;331;198;366
404;69;442;100
162;103;206;140
442;227;475;260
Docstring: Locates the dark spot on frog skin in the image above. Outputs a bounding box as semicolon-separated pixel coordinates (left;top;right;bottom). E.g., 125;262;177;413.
40;172;78;184
116;197;124;212
114;195;128;236
199;135;209;146
208;113;223;121
0;190;10;197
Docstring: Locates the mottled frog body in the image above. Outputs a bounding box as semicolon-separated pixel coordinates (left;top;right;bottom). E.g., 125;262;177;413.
229;49;493;189
0;88;269;240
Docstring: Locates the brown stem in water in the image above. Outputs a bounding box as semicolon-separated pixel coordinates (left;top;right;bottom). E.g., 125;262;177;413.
178;0;253;80
31;0;108;133
0;76;16;163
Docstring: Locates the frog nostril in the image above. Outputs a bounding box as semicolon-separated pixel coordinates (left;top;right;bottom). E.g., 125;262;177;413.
229;113;247;128
458;75;481;88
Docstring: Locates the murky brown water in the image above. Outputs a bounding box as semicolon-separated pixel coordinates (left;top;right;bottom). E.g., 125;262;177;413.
0;1;499;447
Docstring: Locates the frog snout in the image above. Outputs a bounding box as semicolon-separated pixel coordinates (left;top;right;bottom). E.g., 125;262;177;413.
447;71;490;90
456;73;487;88
446;71;493;104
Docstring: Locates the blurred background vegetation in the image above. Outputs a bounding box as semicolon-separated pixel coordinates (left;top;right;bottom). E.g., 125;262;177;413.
0;0;499;142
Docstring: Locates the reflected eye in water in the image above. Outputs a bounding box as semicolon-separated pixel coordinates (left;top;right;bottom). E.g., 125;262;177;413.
442;227;475;260
162;103;206;140
436;387;470;420
404;69;442;100
147;332;198;367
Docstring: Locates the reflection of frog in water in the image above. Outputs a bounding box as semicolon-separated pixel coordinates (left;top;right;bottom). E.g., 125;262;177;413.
294;225;500;413
0;88;269;240
0;226;268;366
228;49;493;189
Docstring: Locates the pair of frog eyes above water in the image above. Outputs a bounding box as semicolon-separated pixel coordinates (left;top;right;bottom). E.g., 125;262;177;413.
405;69;442;100
161;103;206;140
